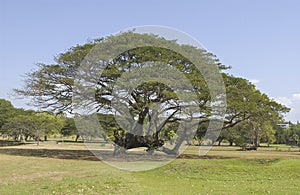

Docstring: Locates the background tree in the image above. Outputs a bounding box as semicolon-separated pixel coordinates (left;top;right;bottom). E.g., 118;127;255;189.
36;112;65;142
217;75;289;148
1;109;64;144
1;110;36;142
286;124;300;146
260;121;276;147
60;117;78;138
274;124;288;144
0;99;15;131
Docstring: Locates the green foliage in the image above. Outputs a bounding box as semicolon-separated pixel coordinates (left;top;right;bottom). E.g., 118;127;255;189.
97;113;122;141
261;122;276;145
285;123;300;146
234;136;249;149
1;110;36;142
0;99;15;130
0;101;65;142
215;75;290;148
15;32;289;152
60;117;77;136
167;129;177;140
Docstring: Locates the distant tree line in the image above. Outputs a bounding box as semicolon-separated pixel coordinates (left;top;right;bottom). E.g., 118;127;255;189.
1;98;298;148
0;99;76;144
274;123;300;146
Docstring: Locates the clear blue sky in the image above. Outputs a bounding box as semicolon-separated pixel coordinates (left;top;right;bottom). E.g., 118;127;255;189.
1;0;300;121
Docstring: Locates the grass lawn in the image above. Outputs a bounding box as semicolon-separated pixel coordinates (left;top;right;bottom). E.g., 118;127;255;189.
0;142;299;194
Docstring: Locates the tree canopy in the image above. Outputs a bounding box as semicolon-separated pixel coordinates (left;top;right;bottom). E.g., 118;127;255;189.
15;32;290;153
0;99;15;130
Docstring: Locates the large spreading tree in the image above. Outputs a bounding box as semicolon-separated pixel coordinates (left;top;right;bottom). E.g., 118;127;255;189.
15;32;289;154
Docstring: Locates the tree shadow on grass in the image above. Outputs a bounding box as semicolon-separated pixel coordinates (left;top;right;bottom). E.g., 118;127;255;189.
0;148;100;161
0;147;234;161
178;154;233;159
0;140;24;147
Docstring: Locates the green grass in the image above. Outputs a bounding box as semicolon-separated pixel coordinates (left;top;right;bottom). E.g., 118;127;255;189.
0;143;299;194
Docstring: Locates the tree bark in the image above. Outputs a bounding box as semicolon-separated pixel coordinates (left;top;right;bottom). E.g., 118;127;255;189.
75;134;80;142
218;139;223;146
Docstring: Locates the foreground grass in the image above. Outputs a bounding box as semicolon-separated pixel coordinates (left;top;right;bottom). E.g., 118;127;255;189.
0;143;299;194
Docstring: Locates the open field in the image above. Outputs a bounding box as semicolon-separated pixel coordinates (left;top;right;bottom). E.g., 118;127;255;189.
0;142;299;194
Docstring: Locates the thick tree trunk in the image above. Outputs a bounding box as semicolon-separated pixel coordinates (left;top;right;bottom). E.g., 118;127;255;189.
131;107;149;136
254;133;259;148
75;134;80;142
124;133;164;150
160;128;187;155
112;131;164;156
218;139;223;146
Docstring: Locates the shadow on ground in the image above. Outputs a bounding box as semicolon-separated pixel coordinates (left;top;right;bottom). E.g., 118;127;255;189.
0;148;99;161
0;147;233;161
